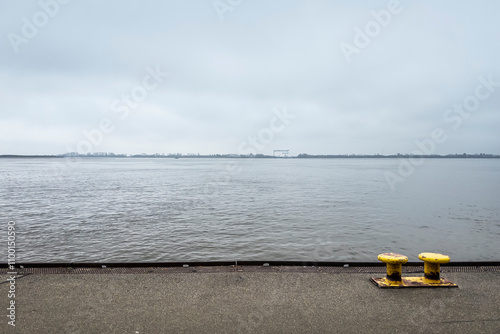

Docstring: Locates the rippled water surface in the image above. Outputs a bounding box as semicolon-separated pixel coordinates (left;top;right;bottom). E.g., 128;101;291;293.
1;158;499;262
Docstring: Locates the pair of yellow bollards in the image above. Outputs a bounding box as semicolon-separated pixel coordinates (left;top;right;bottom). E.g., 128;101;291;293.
370;252;458;288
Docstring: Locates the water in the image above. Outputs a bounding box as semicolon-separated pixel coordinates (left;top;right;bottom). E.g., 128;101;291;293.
1;158;499;262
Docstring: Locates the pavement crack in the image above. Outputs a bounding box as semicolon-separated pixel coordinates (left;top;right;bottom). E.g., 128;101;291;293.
0;273;32;284
431;319;500;324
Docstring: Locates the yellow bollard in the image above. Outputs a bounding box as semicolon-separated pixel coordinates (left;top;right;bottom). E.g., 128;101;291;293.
371;252;458;288
378;253;408;282
418;252;450;283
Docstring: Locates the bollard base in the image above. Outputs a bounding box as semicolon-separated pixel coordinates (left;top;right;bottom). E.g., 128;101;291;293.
370;276;458;288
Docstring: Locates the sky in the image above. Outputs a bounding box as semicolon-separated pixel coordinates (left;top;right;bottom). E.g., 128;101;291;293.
1;0;499;156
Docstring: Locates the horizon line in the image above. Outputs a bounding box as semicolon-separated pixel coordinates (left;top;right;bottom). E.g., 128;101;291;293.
1;152;500;158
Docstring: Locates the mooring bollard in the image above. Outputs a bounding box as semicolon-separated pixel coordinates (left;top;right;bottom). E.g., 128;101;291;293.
371;251;458;288
418;252;450;283
377;253;408;282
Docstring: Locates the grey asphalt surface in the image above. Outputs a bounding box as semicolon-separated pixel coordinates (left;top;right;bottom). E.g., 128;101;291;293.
1;271;499;334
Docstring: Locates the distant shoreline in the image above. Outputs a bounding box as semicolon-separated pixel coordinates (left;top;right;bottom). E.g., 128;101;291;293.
1;154;500;159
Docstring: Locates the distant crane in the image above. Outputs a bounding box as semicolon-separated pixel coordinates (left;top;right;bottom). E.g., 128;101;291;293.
273;150;289;158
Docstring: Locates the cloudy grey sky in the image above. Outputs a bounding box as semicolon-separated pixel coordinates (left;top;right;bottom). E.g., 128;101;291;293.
1;0;499;155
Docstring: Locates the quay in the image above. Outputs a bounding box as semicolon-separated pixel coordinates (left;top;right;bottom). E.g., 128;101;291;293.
1;262;499;333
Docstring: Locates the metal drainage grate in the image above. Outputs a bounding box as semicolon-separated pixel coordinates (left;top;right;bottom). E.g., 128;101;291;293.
1;265;499;275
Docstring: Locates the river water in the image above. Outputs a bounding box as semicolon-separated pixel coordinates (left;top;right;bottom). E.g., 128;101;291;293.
1;158;499;262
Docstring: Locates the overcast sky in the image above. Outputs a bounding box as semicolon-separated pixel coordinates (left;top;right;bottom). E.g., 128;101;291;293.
1;0;499;155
